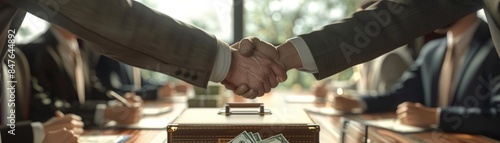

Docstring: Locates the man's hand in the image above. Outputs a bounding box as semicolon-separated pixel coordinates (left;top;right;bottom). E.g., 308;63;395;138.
223;48;286;99
396;102;438;127
105;93;143;125
158;82;176;97
234;37;302;71
332;96;360;112
43;111;84;135
312;82;329;98
223;37;304;98
43;128;78;143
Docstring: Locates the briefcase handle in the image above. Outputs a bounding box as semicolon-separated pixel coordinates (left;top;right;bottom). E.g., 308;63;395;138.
220;103;271;115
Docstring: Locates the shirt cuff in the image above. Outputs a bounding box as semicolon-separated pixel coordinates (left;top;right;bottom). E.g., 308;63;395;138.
31;122;45;143
287;37;318;73
209;39;232;82
95;104;107;126
435;107;442;128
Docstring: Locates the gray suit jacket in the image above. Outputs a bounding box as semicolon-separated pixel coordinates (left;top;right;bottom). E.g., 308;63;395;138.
2;0;225;87
299;0;499;79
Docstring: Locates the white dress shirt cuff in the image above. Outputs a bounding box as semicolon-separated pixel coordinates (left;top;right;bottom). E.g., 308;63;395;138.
435;107;442;128
287;37;318;73
95;104;107;126
209;39;232;82
31;122;45;143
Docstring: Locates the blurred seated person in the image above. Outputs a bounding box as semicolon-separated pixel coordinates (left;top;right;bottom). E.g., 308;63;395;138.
1;49;81;143
92;55;191;100
332;13;500;139
19;25;143;127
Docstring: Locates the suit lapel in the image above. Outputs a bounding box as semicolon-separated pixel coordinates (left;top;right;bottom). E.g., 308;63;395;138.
452;40;493;104
450;22;492;104
429;40;447;107
451;39;480;95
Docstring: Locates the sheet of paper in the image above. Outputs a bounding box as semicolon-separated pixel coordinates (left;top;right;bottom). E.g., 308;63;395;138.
79;135;130;143
108;117;170;129
284;95;317;103
304;107;345;116
142;106;172;116
365;119;430;133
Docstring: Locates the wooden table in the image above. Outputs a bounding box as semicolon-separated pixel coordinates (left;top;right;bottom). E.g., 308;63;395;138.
84;92;500;143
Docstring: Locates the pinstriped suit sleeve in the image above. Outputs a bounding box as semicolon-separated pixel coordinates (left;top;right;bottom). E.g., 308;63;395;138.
6;0;228;87
299;0;483;79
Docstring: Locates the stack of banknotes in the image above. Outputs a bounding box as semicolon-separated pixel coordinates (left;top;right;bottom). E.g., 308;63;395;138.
229;131;289;143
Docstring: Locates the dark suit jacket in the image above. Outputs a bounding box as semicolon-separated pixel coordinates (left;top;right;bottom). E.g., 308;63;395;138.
20;31;111;126
361;22;500;139
93;55;161;100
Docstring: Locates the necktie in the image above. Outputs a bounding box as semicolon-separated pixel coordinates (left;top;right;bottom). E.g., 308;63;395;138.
73;49;85;104
439;45;456;107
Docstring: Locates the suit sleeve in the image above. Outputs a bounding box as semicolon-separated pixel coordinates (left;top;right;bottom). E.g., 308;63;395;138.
6;0;223;87
0;121;34;143
299;0;483;79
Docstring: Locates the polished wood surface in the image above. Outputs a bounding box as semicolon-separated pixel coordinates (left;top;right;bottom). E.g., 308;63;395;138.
84;92;500;143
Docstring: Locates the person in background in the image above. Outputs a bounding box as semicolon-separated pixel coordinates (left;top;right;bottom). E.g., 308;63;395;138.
20;25;143;127
0;48;82;143
92;55;191;100
331;13;500;139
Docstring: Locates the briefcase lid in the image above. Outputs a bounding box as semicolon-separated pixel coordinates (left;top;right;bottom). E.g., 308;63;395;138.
171;103;314;125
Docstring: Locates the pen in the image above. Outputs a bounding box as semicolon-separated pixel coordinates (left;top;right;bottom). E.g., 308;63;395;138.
107;90;132;107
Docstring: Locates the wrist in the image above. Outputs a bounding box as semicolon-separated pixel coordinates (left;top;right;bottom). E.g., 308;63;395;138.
276;41;302;70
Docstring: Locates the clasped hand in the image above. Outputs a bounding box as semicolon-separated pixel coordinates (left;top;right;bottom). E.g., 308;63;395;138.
223;37;299;98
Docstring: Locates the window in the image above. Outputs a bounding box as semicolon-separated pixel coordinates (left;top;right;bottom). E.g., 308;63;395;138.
135;0;235;83
243;0;359;91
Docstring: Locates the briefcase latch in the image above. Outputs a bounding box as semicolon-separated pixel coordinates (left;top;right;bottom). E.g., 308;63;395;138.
219;103;271;115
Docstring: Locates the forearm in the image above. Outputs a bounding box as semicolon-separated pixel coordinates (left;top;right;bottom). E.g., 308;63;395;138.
299;0;482;79
6;0;222;87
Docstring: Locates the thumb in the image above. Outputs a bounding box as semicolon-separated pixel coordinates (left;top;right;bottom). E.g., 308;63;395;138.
251;37;279;60
55;111;64;118
236;37;256;57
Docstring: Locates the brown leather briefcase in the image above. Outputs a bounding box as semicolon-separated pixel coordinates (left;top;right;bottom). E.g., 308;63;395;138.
167;103;320;142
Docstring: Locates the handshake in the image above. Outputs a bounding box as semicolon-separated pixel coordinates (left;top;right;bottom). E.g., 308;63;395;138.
221;37;303;99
